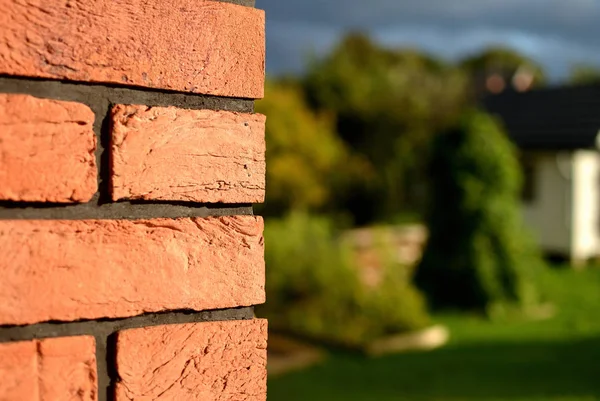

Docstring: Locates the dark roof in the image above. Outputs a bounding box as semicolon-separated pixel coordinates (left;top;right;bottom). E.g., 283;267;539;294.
483;83;600;150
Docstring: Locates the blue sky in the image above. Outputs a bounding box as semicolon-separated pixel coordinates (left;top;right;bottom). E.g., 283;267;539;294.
257;0;600;80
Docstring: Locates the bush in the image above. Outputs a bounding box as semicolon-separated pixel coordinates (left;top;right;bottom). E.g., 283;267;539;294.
254;81;371;218
258;212;430;347
303;33;468;224
415;111;543;313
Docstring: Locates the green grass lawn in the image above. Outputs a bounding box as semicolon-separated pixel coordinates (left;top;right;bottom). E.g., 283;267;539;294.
268;267;600;401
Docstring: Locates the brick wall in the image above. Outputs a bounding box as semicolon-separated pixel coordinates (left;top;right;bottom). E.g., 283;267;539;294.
0;0;267;400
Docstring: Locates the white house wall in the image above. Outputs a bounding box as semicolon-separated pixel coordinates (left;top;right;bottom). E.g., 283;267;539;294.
521;152;573;255
571;150;600;261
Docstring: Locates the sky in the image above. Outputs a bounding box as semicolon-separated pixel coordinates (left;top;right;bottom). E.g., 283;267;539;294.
257;0;600;81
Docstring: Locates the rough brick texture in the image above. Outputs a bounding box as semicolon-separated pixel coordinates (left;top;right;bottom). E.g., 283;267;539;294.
0;94;97;203
110;105;266;203
0;336;97;401
115;319;267;401
0;0;265;98
0;216;265;325
0;341;36;401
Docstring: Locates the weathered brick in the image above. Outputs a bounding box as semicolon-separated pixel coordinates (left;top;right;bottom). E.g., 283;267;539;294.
0;336;97;401
110;105;266;203
115;319;267;401
0;341;37;401
0;0;265;98
0;94;97;203
0;216;265;325
38;337;98;401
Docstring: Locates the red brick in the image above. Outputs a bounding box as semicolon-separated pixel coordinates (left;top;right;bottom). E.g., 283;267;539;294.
38;337;98;401
0;341;37;401
0;336;97;401
110;105;266;203
0;94;97;203
0;0;265;98
115;319;267;401
0;216;265;325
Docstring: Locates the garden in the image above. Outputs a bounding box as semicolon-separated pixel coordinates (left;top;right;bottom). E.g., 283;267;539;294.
268;266;600;401
256;34;600;401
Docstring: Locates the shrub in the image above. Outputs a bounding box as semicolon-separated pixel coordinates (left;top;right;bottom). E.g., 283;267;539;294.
415;111;543;313
258;212;430;347
254;81;371;218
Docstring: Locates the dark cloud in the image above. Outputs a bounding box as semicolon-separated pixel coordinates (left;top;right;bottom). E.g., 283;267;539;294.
257;0;600;79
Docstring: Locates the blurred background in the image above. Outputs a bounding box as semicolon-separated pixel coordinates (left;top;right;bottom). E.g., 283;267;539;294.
255;1;600;400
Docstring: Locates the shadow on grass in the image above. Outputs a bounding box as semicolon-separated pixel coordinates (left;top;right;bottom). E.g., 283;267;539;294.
268;336;600;401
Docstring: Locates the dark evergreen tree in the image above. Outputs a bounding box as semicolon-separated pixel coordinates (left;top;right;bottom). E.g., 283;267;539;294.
415;111;543;312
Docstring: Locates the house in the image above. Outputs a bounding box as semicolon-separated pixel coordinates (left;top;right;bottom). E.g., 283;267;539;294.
484;84;600;265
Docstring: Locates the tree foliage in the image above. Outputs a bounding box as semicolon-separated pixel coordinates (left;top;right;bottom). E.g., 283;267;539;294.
415;111;543;312
255;81;370;217
303;33;469;223
569;64;600;85
259;212;430;346
259;35;550;226
459;46;547;86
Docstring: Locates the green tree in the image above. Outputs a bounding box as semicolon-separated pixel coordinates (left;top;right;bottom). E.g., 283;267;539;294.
415;111;543;313
255;80;369;217
569;63;600;85
259;211;430;347
459;46;547;87
304;33;468;224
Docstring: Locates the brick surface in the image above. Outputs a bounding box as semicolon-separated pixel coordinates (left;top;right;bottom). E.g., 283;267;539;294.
38;337;98;401
0;0;265;98
110;105;266;203
0;216;265;325
0;336;97;401
0;94;97;203
0;341;37;401
115;319;267;401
